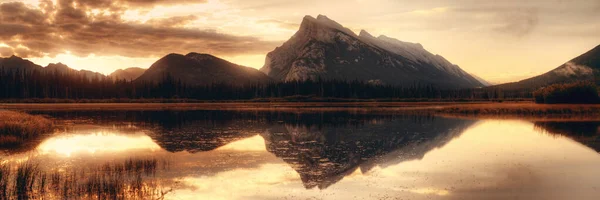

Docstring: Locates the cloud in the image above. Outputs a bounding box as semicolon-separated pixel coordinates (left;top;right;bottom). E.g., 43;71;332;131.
492;8;539;37
0;0;280;58
256;19;299;30
145;15;199;27
0;46;11;56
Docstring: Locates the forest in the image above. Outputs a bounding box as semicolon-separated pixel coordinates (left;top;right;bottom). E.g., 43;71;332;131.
533;81;600;104
0;68;534;101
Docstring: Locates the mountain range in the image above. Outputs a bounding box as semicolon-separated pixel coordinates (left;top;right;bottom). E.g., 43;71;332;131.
0;55;104;80
2;14;599;90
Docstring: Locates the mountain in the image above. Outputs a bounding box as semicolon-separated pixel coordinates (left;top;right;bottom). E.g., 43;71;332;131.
0;55;104;80
495;44;600;89
136;53;271;85
0;55;43;72
43;62;104;79
109;67;146;80
471;74;493;86
260;15;483;89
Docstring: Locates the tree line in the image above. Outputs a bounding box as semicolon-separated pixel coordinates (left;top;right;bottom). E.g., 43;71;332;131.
0;67;534;101
533;81;599;104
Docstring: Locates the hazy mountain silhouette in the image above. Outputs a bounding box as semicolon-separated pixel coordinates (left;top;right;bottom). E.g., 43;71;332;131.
109;67;146;80
135;53;271;86
260;15;483;89
0;55;41;72
495;44;600;89
0;55;104;79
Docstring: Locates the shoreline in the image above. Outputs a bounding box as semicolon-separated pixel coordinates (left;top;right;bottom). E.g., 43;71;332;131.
2;102;600;120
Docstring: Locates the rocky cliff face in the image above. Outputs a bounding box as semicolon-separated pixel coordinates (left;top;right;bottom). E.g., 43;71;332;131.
260;15;483;89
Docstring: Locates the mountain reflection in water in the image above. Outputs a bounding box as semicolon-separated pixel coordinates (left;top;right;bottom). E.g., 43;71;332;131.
1;110;599;199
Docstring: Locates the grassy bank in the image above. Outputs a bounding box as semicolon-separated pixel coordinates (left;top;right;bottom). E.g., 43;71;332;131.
0;110;53;147
0;157;170;199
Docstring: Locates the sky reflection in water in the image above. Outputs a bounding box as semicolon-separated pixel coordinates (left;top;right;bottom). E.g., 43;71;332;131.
1;110;600;200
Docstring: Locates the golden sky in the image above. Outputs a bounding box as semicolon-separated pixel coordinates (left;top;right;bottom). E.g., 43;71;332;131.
0;0;599;83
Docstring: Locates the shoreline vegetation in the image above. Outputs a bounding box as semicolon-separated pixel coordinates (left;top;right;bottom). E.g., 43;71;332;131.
533;81;600;104
0;157;170;199
2;102;600;119
0;110;54;148
0;97;528;104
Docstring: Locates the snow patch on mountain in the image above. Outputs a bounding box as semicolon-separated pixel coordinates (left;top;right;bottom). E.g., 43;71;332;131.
359;30;468;78
553;62;593;76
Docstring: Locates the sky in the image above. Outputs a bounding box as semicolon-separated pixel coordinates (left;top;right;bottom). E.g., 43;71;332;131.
0;0;598;83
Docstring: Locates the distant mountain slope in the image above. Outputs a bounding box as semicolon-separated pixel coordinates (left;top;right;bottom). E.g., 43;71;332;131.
260;15;483;89
471;74;493;86
0;55;104;79
495;44;600;89
0;55;44;72
109;67;146;80
136;53;271;85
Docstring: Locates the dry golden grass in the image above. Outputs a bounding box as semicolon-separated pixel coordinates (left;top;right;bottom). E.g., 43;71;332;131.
0;110;53;146
0;158;170;200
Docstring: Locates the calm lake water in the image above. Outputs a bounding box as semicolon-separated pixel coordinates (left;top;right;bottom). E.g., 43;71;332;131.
2;110;600;200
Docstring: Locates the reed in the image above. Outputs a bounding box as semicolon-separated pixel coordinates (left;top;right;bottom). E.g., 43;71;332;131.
0;165;10;199
0;110;54;147
0;157;169;199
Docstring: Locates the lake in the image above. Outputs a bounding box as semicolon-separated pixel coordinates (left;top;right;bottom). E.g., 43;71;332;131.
1;109;600;200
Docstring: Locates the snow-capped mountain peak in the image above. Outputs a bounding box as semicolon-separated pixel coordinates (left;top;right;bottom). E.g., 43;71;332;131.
261;15;483;89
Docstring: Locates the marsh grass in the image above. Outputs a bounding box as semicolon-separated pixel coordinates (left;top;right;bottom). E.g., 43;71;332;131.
0;110;54;147
0;157;170;200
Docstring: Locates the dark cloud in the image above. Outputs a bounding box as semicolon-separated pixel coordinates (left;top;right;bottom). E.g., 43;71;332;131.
0;0;279;58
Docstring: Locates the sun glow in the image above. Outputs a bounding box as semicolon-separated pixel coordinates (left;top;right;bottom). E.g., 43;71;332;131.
37;132;161;157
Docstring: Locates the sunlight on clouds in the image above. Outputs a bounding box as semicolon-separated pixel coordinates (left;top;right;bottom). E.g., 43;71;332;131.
122;0;228;23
